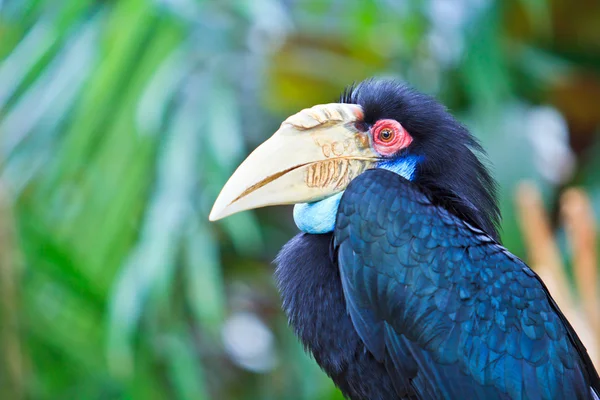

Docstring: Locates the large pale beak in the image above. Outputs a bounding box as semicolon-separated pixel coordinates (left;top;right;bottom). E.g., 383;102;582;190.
209;103;378;221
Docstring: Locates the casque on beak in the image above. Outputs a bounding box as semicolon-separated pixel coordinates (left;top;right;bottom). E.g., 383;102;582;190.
209;103;379;221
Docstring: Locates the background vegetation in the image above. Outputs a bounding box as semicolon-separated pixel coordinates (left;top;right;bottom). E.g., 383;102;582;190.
1;0;600;399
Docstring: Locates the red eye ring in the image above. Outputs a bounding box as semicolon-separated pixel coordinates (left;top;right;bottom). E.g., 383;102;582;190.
371;119;412;156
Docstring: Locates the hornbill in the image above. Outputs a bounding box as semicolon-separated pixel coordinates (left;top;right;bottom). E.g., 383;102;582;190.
210;78;600;400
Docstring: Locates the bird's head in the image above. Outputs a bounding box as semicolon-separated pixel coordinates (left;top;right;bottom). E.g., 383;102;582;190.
210;78;500;240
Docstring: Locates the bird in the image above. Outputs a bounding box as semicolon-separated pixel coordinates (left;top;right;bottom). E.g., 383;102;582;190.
209;78;600;400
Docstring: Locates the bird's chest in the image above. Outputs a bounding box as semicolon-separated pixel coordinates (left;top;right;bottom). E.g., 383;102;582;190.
275;235;360;374
274;234;401;400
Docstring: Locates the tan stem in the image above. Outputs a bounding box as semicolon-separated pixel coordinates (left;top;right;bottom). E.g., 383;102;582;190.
515;182;572;310
561;188;600;364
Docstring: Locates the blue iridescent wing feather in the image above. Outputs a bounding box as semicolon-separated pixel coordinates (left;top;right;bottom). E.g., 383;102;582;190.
334;169;599;400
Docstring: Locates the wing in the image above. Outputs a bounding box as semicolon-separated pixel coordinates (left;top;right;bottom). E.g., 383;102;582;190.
334;169;600;400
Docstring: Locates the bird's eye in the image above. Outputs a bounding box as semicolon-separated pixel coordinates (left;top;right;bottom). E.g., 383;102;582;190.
371;119;413;156
379;128;394;142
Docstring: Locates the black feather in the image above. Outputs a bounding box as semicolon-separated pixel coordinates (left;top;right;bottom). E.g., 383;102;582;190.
275;233;408;399
340;78;501;241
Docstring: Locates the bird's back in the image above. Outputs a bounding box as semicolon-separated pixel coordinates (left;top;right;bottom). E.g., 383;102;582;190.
334;169;600;399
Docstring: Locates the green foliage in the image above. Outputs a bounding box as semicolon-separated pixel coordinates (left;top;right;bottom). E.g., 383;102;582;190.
0;0;599;399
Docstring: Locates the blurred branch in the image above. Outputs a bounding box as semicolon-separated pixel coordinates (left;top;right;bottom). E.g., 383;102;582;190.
561;188;600;361
0;180;25;400
516;181;600;368
516;182;572;307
